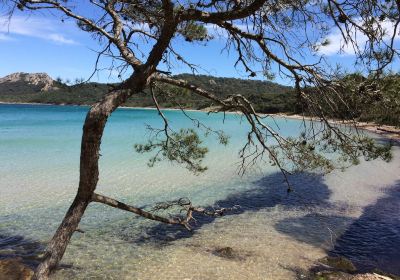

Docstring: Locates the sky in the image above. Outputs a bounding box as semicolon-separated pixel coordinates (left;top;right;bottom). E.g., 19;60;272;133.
0;5;399;86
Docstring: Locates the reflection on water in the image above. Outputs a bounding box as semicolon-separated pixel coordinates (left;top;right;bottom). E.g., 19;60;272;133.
1;104;400;279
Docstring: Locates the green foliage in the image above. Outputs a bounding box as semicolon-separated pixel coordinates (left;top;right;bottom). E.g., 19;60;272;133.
179;21;209;42
134;128;209;174
359;74;400;126
302;73;400;127
272;137;335;173
76;20;98;33
269;126;392;174
216;132;229;146
162;74;296;113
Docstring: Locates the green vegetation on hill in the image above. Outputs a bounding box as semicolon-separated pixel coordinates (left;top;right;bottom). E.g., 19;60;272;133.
302;73;400;127
0;79;111;105
143;74;296;112
1;73;399;127
359;74;400;126
0;73;297;113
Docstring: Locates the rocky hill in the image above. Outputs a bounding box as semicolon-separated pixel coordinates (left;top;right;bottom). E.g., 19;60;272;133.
0;72;60;93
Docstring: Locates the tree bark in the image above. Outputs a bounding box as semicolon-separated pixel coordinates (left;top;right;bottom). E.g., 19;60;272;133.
32;196;90;280
32;75;147;280
32;10;177;277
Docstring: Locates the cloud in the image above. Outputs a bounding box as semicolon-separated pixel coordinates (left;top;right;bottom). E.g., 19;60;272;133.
0;15;78;45
317;32;356;56
47;34;77;45
318;20;400;56
205;23;250;39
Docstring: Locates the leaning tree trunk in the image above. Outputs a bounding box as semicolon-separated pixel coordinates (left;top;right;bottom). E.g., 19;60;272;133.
32;75;147;280
32;195;91;279
32;13;176;277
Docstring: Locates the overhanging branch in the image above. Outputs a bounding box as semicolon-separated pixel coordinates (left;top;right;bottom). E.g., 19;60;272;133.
91;192;238;231
92;192;191;229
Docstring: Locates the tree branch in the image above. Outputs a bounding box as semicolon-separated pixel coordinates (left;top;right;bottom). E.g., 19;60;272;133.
181;0;266;23
91;192;238;231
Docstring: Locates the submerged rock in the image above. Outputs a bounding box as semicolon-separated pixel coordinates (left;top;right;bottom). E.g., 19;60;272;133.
351;273;394;280
212;246;236;259
308;256;396;280
313;270;353;280
0;259;33;280
319;256;357;273
313;271;394;280
372;270;400;280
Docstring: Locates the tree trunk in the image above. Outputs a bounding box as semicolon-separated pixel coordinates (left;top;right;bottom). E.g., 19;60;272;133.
32;15;176;277
33;76;145;280
32;196;90;280
32;106;111;280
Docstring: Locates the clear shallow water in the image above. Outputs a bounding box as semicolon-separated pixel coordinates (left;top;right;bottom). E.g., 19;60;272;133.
0;104;399;279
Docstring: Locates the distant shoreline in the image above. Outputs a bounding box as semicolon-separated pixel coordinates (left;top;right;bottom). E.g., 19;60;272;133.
0;101;90;108
1;101;399;141
271;113;400;141
0;101;224;114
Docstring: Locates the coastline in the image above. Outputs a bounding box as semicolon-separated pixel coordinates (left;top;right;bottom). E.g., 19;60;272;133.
272;113;400;141
0;101;88;107
1;101;399;141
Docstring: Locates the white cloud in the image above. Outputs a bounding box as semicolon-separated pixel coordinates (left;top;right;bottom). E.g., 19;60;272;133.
47;34;77;45
205;23;250;39
0;15;78;45
317;32;357;56
318;20;400;56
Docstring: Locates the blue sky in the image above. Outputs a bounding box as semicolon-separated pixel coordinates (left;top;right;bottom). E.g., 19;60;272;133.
0;9;399;86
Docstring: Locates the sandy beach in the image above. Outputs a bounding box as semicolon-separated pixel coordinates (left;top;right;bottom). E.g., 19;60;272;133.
271;113;400;141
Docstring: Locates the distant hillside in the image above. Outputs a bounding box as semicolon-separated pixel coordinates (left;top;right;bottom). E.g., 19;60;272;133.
0;72;110;105
0;72;296;113
0;72;61;93
2;72;399;126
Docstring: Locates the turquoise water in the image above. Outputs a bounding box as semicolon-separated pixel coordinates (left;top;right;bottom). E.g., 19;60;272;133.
0;104;399;279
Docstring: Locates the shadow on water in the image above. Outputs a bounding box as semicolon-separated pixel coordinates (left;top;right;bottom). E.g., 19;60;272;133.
127;172;339;245
127;171;400;275
275;214;354;248
2;173;398;275
0;231;76;271
330;181;400;275
0;232;44;269
274;179;400;275
1;172;336;272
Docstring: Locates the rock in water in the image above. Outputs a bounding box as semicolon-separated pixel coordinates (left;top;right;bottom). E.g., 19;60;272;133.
213;247;235;259
320;256;357;273
0;259;33;280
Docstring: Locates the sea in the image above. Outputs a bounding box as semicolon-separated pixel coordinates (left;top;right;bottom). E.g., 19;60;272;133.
0;103;399;279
